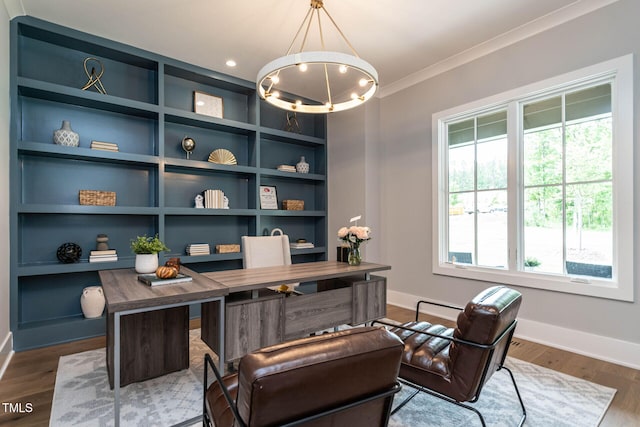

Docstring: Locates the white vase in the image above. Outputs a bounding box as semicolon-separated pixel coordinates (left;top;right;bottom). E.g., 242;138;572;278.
53;120;80;147
135;253;158;274
80;286;105;318
296;156;310;173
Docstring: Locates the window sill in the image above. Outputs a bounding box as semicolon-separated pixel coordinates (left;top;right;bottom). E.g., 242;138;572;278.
432;263;633;302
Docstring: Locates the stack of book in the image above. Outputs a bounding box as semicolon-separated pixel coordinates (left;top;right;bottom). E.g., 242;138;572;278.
203;189;225;209
277;165;296;173
90;140;119;152
89;249;118;263
186;243;210;256
290;242;315;249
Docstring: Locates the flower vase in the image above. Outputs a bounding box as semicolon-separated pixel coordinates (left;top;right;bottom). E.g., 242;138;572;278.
135;253;158;274
296;156;310;174
53;120;80;147
348;245;361;266
80;286;105;318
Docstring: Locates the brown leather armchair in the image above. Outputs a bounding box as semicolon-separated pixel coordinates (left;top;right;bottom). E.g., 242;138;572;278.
203;326;404;427
379;285;526;427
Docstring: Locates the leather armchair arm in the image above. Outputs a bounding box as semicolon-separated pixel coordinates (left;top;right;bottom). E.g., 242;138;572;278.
415;299;464;321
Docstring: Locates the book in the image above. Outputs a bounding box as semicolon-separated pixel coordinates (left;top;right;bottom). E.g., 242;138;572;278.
137;273;193;286
290;242;315;249
91;140;119;148
90;249;117;256
91;146;119;152
89;255;118;262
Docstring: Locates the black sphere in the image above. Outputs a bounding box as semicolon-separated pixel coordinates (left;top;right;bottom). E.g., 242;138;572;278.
57;242;82;263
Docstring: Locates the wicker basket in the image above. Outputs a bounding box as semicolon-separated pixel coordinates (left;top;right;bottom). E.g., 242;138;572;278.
215;244;241;254
282;199;304;210
79;190;116;206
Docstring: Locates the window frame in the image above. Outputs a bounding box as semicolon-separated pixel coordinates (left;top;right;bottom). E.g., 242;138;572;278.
431;54;634;302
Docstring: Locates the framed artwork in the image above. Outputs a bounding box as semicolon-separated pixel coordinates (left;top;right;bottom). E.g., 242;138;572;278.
194;91;223;118
259;185;278;209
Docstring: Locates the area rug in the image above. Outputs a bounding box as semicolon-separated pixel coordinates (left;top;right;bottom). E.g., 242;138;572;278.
389;356;615;427
50;330;616;426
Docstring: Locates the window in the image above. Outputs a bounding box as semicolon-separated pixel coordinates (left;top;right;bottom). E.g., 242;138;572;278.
432;55;634;301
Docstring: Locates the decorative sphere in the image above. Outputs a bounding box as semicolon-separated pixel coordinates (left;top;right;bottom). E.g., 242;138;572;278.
181;136;196;153
57;242;82;263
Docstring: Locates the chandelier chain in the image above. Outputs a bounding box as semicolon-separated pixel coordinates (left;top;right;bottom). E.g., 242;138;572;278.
320;5;360;57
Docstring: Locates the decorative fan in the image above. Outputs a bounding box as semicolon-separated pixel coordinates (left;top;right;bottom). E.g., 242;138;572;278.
208;148;237;165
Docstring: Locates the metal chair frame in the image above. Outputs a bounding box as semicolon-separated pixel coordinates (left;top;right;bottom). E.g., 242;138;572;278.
374;298;526;427
203;353;402;427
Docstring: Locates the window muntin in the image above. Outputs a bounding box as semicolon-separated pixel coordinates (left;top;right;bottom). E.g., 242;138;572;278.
433;55;633;301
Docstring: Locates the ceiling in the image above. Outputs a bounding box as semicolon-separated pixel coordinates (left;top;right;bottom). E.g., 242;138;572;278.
6;0;618;99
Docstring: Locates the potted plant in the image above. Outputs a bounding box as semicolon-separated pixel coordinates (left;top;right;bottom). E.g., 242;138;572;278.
130;234;170;273
524;256;541;271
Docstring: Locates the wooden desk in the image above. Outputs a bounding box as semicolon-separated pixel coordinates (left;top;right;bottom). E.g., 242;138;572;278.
99;261;389;426
202;260;390;292
201;261;390;361
99;266;228;427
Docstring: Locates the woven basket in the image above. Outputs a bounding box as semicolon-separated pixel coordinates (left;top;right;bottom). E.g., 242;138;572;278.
215;244;240;254
79;190;116;206
282;200;304;210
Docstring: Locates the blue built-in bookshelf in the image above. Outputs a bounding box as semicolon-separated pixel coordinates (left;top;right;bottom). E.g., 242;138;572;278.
10;16;327;350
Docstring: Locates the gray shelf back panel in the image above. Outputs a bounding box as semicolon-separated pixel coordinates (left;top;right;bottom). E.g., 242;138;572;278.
18;24;158;104
164;121;256;166
19;213;157;265
164;215;255;257
185;259;245;273
260;137;326;175
20;94;158;155
259;215;327;247
19;271;102;325
164;167;254;209
21;156;156;207
260;101;326;139
259;176;326;211
164;73;254;124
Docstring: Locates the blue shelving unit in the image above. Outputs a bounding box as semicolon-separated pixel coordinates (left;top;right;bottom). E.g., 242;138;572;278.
9;16;327;350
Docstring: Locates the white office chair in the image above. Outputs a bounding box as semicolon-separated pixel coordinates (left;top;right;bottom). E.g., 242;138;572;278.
241;234;299;291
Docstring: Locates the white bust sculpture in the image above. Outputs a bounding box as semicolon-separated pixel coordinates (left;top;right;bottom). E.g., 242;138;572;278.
195;194;204;208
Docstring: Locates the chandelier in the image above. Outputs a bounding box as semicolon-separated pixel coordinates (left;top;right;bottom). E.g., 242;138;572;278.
257;0;378;114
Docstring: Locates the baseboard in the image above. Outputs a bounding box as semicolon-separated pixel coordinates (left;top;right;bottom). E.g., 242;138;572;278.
0;331;14;381
387;289;640;371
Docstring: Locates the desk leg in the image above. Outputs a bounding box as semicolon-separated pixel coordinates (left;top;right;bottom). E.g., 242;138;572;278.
114;312;121;427
218;298;225;374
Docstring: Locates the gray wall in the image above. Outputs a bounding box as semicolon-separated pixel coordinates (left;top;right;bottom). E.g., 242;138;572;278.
372;0;639;351
1;1;12;367
328;98;382;263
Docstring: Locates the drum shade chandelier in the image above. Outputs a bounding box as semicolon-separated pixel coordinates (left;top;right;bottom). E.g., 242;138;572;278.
257;0;378;114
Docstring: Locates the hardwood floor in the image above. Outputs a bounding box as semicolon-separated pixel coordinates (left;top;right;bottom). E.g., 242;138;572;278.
1;306;639;426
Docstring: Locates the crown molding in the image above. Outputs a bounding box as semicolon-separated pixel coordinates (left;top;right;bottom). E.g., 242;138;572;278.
3;0;24;18
378;0;622;98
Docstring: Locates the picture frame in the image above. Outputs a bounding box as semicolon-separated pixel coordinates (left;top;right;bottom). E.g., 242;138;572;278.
194;91;223;118
259;185;278;210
